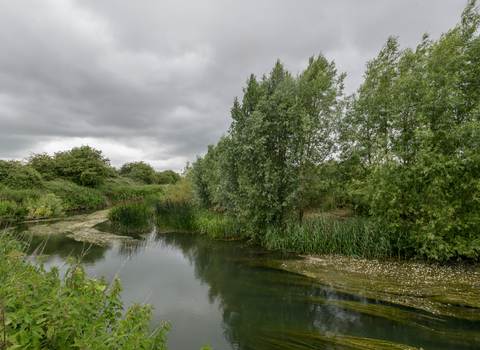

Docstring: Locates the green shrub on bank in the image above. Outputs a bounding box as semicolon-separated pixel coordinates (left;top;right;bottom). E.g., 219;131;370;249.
45;179;106;210
263;216;407;259
26;193;64;219
0;232;170;349
108;202;154;233
0;160;44;190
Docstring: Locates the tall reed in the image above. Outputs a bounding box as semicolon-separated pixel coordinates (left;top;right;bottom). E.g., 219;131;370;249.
108;202;154;233
263;216;402;259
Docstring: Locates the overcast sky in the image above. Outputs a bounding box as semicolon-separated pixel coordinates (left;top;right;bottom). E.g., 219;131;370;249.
0;0;470;172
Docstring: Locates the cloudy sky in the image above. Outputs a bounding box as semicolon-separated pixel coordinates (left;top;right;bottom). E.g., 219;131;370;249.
0;0;470;172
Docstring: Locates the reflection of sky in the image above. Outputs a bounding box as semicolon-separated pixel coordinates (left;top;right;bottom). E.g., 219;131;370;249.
25;230;478;350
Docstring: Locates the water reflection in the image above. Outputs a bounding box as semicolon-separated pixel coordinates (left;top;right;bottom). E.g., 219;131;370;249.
20;225;480;350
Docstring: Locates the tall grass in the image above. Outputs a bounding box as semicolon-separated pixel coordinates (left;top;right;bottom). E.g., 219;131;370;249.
155;199;239;238
108;202;154;233
100;184;164;203
155;199;198;232
263;216;405;259
45;179;106;209
196;210;239;238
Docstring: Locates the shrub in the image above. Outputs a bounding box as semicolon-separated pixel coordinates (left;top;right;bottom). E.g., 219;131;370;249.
119;161;157;184
155;170;181;185
25;152;57;181
0;160;44;190
54;145;111;187
108;202;154;233
0;200;17;223
26;193;64;219
0;232;170;349
44;179;106;210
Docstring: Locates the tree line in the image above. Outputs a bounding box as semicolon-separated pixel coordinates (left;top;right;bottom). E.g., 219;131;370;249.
189;1;480;260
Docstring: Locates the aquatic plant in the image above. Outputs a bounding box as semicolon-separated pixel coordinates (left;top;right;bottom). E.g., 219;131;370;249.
196;210;239;238
108;202;154;233
262;216;402;259
156;199;198;232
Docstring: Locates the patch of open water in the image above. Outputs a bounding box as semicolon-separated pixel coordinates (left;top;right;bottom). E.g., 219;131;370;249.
17;216;480;349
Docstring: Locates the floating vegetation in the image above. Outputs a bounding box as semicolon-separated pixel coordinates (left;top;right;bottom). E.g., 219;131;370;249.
17;209;138;246
245;330;423;350
321;299;444;331
260;256;480;321
108;202;154;233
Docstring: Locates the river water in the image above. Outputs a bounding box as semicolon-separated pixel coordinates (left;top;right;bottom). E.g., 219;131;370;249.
19;220;480;350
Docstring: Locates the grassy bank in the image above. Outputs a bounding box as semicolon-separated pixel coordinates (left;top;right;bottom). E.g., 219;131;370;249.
0;179;165;224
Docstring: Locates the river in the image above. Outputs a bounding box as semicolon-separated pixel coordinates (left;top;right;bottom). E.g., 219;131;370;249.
16;212;480;349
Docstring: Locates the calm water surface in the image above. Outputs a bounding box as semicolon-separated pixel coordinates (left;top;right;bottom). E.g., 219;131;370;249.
20;221;479;350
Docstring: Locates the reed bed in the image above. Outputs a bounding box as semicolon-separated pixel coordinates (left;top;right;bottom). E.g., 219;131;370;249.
263;216;403;259
108;202;154;233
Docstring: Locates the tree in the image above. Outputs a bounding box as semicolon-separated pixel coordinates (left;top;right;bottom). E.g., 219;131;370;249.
155;170;181;185
119;161;156;184
54;145;111;187
195;56;345;237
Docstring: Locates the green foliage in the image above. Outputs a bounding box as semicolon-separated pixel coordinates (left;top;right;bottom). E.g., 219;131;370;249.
100;183;164;203
191;56;345;238
0;232;170;349
0;160;44;190
155;170;181;185
108;202;154;233
44;179;106;210
343;1;480;259
54;145;111;187
26;193;64;219
156;199;198;232
119;161;156;184
26;152;57;181
196;210;239;238
263;216;404;259
0;201;17;223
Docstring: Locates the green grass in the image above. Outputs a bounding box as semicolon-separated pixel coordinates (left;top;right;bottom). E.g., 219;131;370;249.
108;202;154;233
262;215;405;259
45;179;106;210
155;199;198;232
99;183;164;203
155;200;239;238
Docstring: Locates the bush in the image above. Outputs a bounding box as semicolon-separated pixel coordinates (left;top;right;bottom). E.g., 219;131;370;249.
100;184;164;203
26;152;57;181
26;193;64;219
155;170;181;185
54;145;111;187
0;232;170;349
119;161;157;184
0;200;18;223
0;160;44;190
108;202;154;233
44;179;106;210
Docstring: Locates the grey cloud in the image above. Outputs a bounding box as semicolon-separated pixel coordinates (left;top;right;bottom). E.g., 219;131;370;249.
0;0;470;171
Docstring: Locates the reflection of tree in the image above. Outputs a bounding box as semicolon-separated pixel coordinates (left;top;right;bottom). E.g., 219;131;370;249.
23;233;108;265
156;233;357;349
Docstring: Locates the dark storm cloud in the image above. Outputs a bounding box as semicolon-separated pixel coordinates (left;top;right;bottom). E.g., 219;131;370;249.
0;0;469;170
